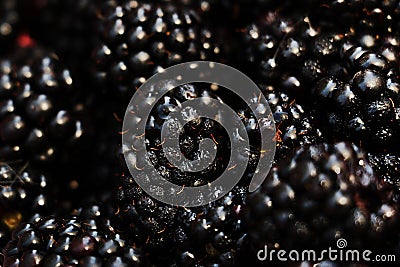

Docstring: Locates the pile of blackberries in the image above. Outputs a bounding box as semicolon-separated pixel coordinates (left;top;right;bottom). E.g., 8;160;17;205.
0;1;400;266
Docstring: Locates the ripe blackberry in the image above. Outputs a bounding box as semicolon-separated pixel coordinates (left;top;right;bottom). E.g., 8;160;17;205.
113;172;248;266
0;162;50;249
92;0;222;111
181;186;247;266
117;81;269;190
245;142;399;261
0;0;19;53
240;1;400;103
312;43;400;150
142;83;233;187
142;0;214;14
240;12;349;101
115;82;261;265
262;85;324;161
1;204;145;266
239;11;298;82
0;45;88;164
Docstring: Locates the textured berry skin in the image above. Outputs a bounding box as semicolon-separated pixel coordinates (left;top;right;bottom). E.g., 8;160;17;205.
143;83;232;187
92;0;222;110
1;205;144;267
134;82;323;187
312;44;400;150
0;1;399;266
368;152;400;201
0;163;50;249
240;0;400;101
0;46;87;164
240;1;400;152
113;172;248;266
244;142;399;264
114;80;324;264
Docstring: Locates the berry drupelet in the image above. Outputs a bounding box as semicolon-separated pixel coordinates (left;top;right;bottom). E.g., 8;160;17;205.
245;142;399;261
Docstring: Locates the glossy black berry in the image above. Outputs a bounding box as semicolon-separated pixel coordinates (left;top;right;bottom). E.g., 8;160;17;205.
245;142;399;258
93;0;222;113
261;86;324;161
368;152;400;201
0;163;50;249
0;46;88;164
2;205;145;266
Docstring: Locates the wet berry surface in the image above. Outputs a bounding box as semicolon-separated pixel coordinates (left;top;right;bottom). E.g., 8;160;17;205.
0;0;400;266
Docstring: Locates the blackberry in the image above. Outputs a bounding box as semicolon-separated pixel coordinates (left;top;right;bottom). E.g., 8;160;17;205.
92;0;222;111
22;0;98;82
0;45;88;164
239;11;298;82
312;43;400;150
1;204;145;267
262;85;324;161
113;174;188;261
239;9;331;98
113;172;248;266
142;0;214;14
182;186;247;266
0;0;19;53
115;82;260;265
245;142;399;262
142;83;232;187
130;81;321;189
0;162;50;249
240;0;400;102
